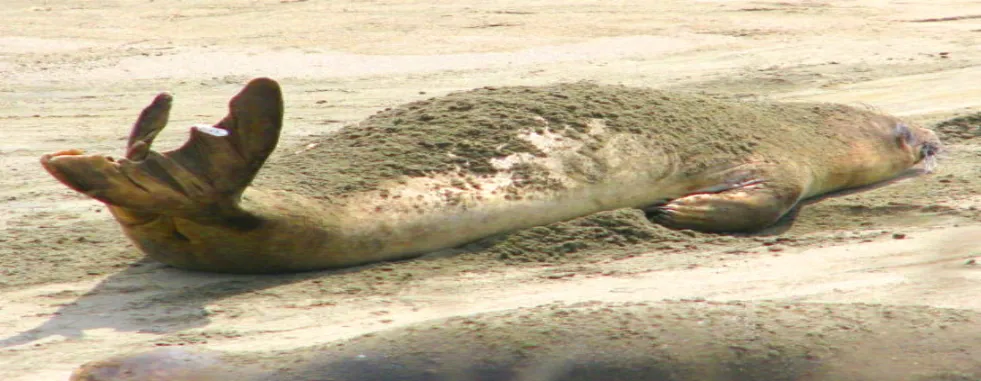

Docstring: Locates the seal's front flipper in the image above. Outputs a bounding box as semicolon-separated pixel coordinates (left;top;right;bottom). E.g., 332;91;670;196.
41;78;284;227
645;178;803;233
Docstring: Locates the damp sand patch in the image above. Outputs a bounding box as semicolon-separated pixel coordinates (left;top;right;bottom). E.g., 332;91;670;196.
933;112;981;143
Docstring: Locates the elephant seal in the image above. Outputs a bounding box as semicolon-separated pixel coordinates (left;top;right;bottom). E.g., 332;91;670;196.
41;78;942;273
70;301;981;380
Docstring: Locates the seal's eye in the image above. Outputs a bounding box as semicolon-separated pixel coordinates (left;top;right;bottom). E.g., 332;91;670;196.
894;123;914;146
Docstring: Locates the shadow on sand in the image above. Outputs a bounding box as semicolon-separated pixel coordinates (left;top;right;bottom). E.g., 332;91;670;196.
0;257;370;349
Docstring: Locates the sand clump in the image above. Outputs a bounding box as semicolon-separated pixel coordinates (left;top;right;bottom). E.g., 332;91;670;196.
472;208;723;263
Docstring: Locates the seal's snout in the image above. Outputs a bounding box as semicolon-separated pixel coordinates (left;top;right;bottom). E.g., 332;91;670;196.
70;348;227;381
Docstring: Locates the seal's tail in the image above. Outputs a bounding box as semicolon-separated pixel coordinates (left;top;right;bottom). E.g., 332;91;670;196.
40;78;284;226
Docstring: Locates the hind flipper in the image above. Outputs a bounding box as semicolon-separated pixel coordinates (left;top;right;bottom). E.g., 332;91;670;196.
41;78;284;226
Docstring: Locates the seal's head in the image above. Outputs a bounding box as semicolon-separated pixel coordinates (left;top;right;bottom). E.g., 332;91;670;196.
894;122;943;173
70;348;239;381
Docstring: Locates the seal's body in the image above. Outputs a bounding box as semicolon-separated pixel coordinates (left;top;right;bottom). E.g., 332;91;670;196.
41;78;941;273
70;301;981;381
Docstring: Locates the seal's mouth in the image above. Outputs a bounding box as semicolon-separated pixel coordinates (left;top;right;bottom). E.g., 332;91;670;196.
917;141;942;173
921;154;938;173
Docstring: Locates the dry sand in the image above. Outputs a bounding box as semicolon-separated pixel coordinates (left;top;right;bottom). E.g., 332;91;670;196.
2;0;981;379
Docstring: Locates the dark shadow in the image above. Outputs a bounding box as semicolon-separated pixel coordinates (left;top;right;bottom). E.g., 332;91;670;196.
0;255;395;349
279;355;820;381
